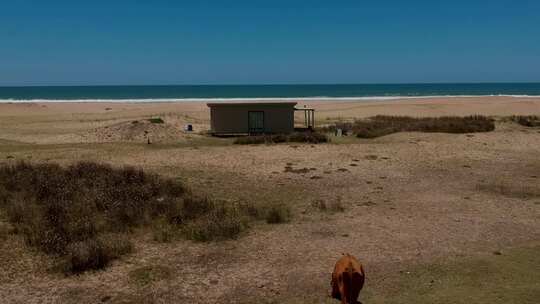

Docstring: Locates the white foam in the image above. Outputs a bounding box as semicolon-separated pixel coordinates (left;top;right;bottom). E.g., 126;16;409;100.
0;95;539;103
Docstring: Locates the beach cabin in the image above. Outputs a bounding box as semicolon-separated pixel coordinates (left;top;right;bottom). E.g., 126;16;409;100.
207;102;314;135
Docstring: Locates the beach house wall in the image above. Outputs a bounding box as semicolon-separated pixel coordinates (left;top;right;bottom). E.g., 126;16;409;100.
207;102;297;134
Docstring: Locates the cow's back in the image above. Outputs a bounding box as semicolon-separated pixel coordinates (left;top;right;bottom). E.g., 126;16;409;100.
331;254;365;304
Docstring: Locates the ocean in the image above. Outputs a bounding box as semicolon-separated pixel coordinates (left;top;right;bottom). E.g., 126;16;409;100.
1;83;540;102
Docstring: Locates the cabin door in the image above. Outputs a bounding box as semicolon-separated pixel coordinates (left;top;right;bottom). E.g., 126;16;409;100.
248;111;265;133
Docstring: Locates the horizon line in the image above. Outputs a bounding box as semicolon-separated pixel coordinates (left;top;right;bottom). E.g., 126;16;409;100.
2;81;540;88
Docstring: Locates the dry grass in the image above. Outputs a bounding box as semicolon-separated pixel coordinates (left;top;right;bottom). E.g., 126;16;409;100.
152;218;178;243
273;245;540;304
0;161;186;272
477;182;540;199
311;198;345;213
147;117;165;124
512;115;540;127
0;222;10;241
321;115;495;138
366;245;540;304
234;132;328;145
265;204;292;224
0;161;262;273
129;265;173;287
317;121;355;135
182;201;250;241
62;233;134;273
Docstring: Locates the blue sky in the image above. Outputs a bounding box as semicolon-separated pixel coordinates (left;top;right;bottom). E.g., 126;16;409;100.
1;0;539;86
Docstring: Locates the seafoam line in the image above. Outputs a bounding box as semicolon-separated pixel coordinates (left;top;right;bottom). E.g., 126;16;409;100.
1;95;540;103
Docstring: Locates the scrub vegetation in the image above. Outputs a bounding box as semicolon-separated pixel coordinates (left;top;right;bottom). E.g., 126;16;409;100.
512;115;540;127
0;162;274;273
147;117;165;124
234;132;328;145
321;115;495;138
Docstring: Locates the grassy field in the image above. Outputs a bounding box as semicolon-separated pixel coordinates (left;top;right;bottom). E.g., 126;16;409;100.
368;245;540;304
269;245;540;304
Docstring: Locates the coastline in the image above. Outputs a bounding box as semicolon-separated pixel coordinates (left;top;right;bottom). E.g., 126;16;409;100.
1;93;540;304
1;94;540;103
1;95;539;145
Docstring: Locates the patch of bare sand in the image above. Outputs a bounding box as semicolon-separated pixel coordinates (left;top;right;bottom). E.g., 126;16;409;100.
80;116;207;143
0;102;210;144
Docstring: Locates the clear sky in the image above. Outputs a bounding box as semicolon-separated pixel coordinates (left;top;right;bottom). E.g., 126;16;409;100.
1;0;539;86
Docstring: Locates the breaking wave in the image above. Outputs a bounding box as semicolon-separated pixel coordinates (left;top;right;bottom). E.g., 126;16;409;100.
1;95;540;103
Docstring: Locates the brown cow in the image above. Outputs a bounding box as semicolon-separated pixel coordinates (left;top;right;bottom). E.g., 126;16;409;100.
331;253;365;304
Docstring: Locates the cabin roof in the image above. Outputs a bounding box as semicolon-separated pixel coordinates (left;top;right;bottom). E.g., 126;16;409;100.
207;102;297;107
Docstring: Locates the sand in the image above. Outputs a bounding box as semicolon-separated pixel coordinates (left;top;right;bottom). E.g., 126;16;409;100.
0;96;539;144
0;96;539;303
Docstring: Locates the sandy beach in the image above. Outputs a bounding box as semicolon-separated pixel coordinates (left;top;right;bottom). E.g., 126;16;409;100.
1;96;539;303
1;96;539;144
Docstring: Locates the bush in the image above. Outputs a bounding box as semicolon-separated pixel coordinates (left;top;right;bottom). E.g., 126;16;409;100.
183;202;250;241
64;234;134;273
0;223;10;241
148;117;164;124
288;132;329;143
234;132;328;145
152;218;178;243
233;135;267;145
265;204;291;224
512;115;540;127
238;201;267;221
0;161;252;273
348;115;495;138
0;162;296;273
